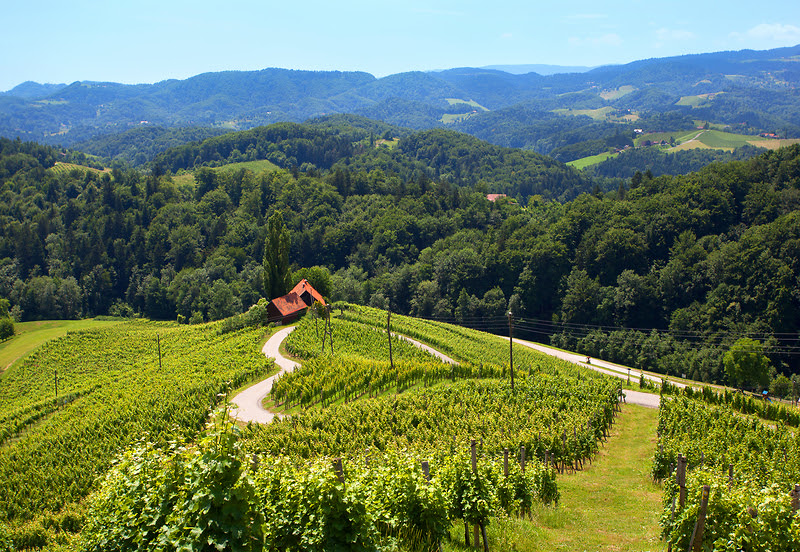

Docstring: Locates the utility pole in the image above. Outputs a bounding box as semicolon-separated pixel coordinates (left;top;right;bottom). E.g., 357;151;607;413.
508;311;514;390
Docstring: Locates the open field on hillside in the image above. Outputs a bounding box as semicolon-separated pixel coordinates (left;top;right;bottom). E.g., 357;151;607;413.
566;151;617;169
599;85;636;100
0;318;122;372
554;106;639;122
445;98;489;111
48;162;108;176
675;92;724;108
170;158;281;187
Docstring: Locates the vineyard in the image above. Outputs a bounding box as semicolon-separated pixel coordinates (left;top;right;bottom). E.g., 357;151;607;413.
654;396;800;549
0;321;274;548
71;304;621;552
14;304;798;550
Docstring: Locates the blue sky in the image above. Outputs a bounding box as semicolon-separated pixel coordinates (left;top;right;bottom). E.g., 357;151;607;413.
2;0;800;92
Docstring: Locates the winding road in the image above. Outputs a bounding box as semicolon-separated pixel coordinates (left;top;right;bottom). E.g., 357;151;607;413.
231;324;664;424
230;326;298;424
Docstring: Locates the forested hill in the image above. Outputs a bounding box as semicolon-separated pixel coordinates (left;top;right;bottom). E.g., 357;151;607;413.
1;133;800;384
153;123;590;202
3;45;800;151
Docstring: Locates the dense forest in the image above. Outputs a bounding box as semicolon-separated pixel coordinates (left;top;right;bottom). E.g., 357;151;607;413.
1;122;799;386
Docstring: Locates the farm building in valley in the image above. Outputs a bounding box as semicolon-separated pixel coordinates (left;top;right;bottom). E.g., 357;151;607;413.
267;279;326;324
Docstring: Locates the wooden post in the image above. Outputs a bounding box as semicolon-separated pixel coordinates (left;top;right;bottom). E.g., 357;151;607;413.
728;465;734;489
54;370;59;402
503;448;509;478
421;460;430;483
689;485;710;552
471;440;479;549
333;457;344;484
157;335;162;371
520;445;526;473
677;455;687;510
791;484;800;512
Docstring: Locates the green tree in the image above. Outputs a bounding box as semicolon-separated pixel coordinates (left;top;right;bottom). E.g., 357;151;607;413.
263;211;292;299
723;338;770;391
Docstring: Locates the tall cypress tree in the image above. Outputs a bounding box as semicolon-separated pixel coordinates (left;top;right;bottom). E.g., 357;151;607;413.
263;211;292;299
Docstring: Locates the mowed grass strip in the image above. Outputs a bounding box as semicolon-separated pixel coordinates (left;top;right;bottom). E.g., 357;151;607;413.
444;403;662;552
0;319;123;372
567;151;617;170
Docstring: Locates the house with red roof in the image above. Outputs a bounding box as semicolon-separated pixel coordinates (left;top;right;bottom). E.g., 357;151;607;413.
266;279;326;324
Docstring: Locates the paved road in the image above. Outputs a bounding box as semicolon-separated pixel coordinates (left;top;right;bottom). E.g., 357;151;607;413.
395;334;459;365
501;336;666;408
230;326;298;424
231;325;665;423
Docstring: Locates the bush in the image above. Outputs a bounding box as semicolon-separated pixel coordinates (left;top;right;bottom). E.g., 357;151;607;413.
0;317;14;341
107;300;135;318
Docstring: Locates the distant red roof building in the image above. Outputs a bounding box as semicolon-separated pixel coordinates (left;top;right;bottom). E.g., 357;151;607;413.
267;279;326;324
486;194;507;202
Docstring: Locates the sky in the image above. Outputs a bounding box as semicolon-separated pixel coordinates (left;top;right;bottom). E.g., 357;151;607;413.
2;0;800;92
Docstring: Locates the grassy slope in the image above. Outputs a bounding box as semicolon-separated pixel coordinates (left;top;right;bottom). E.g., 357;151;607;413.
444;404;662;551
0;319;123;372
567;151;617;169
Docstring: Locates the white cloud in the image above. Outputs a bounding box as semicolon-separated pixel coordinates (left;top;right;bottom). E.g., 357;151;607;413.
731;23;800;43
500;33;513;40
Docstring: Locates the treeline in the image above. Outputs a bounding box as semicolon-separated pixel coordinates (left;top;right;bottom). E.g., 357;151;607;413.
1;131;799;383
75;125;232;167
153;123;592;203
587;145;767;179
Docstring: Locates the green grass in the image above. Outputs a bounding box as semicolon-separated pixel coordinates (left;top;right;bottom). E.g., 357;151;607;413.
634;130;697;147
443;404;663;551
553;107;615;121
445;98;489;111
0;318;123;372
49;162;108;176
214;159;279;174
599;85;635;100
566;151;617;169
675;92;723;108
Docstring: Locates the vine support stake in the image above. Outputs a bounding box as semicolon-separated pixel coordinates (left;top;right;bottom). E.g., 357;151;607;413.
470;439;479;549
689;485;710;552
157;334;162;371
677;454;688;509
333;457;344;484
791;484;800;512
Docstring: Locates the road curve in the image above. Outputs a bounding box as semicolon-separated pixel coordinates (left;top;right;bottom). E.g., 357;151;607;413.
230;326;298;424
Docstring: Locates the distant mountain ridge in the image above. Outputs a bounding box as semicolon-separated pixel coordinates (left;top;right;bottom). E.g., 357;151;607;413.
479;63;595;75
2;45;799;149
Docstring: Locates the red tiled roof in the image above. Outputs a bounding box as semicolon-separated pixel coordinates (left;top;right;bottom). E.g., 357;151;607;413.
267;279;326;321
269;291;306;317
289;279;326;306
